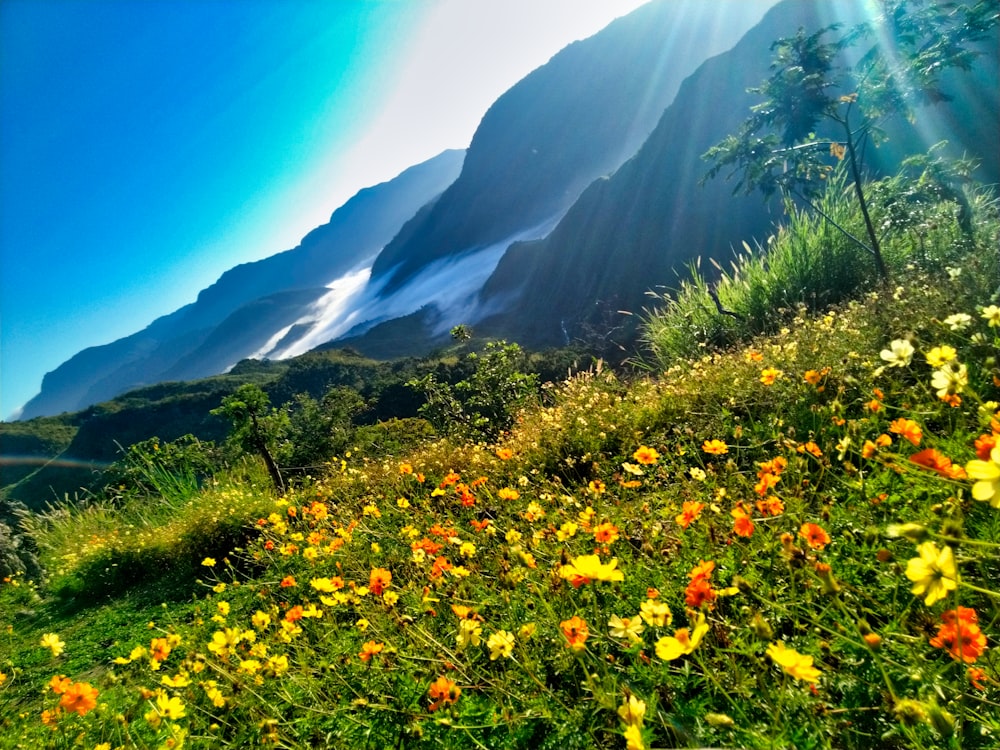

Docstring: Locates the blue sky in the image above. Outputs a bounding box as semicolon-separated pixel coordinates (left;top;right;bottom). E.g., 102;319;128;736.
1;0;662;419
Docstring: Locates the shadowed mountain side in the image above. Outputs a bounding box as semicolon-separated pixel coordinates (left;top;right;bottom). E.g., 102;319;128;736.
369;0;780;295
20;150;465;419
477;0;1000;347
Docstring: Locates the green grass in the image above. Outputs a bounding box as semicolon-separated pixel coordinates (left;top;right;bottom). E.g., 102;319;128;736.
0;188;998;749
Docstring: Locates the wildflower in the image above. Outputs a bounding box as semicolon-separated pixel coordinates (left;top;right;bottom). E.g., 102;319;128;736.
59;681;98;715
559;554;625;587
624;724;645;750
685;578;717;609
760;367;782;385
943;313;972;330
968;667;988;690
487;630;515;660
201;557;216;567
925;345;957;368
560;616;589;651
766;642;821;683
588;479;606;494
40;633;65;657
428;676;460;712
803;368;828;386
456;619;482;651
156;692;186;721
632;446;660;465
399;462;413;475
49;675;72;694
982;305;1000;327
931;362;968;399
496;448;513;460
799;523;831;550
593;522;620;545
608;614;645;644
688;467;706;482
639;598;672;627
930;608;987;663
909;449;966;479
358;640;384;663
523;501;545;521
654;610;709;661
880;339;914;367
702;439;728;455
618;694;646;727
369;568;392;596
905;542;958;606
689;559;715;581
675;501;705;528
497;487;519;501
556;521;579;541
279;576;297;588
889;418;923;446
966;445;1000;507
756;495;784;516
731;503;754;537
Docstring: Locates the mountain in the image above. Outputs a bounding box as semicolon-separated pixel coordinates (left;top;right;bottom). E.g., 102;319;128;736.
470;0;1000;347
20;150;465;419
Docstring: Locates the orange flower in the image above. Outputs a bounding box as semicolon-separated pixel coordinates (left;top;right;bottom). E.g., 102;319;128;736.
799;441;823;458
975;433;998;461
149;637;173;663
470;519;491;533
439;471;461;488
369;568;392;596
560;616;590;651
798;523;831;550
279;576;297;588
48;675;72;694
675;501;705;529
588;479;606;494
689;560;715;582
593;522;620;545
428;675;461;712
495;448;513;460
909;448;967;479
284;605;304;623
755;495;784;516
930;608;987;663
59;681;98;716
889;418;923;446
731;504;754;537
968;667;988;690
702;439;728;455
399;462;413;475
497;487;519;501
358;640;384;662
632;446;660;465
684;577;717;609
429;556;452;579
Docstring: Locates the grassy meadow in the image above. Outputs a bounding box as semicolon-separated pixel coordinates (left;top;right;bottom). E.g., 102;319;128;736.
1;182;998;749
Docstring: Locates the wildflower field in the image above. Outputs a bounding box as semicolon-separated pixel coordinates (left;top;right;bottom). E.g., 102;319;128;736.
2;197;999;749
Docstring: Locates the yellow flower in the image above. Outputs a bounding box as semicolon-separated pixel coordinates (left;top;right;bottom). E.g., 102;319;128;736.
931;362;967;398
455;619;482;651
982;305;1000;327
201;557;216;567
487;630;515;660
608;614;645;643
617;694;646;727
759;367;782;385
925;345;957;368
156;692;186;720
40;633;65;657
905;542;958;606
638;599;671;628
559;554;625;587
251;610;272;629
624;724;645;750
966;445;1000;507
766;642;821;683
654;611;708;661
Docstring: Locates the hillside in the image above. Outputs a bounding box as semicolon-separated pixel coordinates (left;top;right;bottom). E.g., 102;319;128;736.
0;177;997;748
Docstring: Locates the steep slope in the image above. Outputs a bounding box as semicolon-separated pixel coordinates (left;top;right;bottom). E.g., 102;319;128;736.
368;0;781;295
476;0;1000;346
20;150;464;419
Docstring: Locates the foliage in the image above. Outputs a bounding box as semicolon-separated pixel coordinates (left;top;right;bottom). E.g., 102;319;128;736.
703;0;999;280
278;387;366;474
212;385;289;494
642;170;998;365
409;341;540;442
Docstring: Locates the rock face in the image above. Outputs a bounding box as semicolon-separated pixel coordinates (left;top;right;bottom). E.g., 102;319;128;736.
20;150;465;418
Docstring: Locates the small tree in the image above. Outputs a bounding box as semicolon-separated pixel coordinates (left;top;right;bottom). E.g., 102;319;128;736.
703;0;998;282
212;384;288;494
